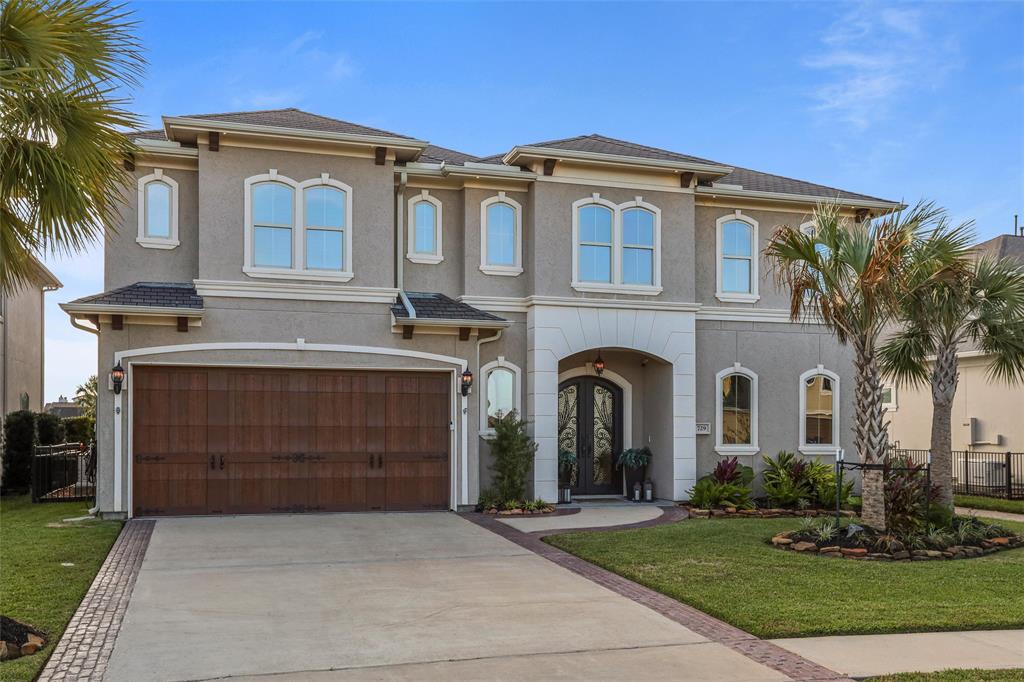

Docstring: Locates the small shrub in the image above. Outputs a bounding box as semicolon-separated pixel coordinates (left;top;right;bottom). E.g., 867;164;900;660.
502;499;521;511
711;457;754;486
35;412;64;446
2;410;36;493
815;519;838;543
477;487;501;511
688;477;754;510
63;415;95;444
485;411;538;505
884;456;941;534
924;526;954;550
761;451;813;508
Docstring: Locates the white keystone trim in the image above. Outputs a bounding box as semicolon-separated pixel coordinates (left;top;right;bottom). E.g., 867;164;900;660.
715;210;760;303
111;342;468;515
407;190;444;264
136;169;180;249
715;362;759;455
480;192;523;276
798;364;840;454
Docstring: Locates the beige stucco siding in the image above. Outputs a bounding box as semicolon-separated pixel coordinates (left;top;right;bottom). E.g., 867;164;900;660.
461;187;531;299
1;284;46;414
402;186;464;295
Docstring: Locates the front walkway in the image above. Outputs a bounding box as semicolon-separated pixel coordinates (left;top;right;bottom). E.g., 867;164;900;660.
771;630;1024;678
98;513;792;681
956;506;1024;524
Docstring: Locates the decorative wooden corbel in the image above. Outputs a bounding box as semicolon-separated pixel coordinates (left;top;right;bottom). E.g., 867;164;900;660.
208;131;220;151
543;158;557;176
375;146;387;165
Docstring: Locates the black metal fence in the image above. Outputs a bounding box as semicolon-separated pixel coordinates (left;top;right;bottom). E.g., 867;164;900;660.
889;447;1023;500
31;442;96;503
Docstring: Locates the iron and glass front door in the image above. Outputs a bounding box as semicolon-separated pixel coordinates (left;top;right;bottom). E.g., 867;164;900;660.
557;377;622;496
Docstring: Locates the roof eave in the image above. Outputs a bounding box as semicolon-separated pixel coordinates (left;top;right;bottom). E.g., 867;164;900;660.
60;303;205;317
391;316;510;329
694;185;903;211
162;116;429;153
134;138;199;158
503;145;733;176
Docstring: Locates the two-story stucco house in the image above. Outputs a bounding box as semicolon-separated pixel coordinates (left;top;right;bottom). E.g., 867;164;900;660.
61;108;899;518
3;257;61;420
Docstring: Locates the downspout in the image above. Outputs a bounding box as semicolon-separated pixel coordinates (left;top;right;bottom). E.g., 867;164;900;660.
395;170;415;318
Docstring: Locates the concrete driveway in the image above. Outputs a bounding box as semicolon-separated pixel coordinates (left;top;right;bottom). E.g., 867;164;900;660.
106;514;785;681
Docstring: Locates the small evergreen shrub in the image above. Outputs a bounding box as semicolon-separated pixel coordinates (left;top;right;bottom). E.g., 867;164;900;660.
485;411;538;504
35;412;64;446
2;411;37;493
63;415;95;444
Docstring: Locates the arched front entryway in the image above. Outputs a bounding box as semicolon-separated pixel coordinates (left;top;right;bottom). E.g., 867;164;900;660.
558;375;623;496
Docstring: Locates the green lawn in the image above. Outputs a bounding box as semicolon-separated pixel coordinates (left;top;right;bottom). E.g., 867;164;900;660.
546;517;1024;638
955;495;1024;515
868;670;1024;681
0;496;122;682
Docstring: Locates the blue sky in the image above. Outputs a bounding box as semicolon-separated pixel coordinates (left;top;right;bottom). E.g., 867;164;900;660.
41;1;1024;401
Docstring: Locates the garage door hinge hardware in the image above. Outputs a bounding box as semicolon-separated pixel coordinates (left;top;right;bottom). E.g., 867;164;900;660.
271;453;323;463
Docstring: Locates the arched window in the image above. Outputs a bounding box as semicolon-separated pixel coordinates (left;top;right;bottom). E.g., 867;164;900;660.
571;194;662;293
136;169;179;249
480;193;522;276
715;363;758;454
305;185;346;271
243;171;353;281
716;211;759;302
407;190;443;264
252;181;295;268
480;357;522;433
799;365;840;454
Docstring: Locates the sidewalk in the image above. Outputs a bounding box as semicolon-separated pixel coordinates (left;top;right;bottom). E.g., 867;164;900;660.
770;630;1024;679
957;506;1024;524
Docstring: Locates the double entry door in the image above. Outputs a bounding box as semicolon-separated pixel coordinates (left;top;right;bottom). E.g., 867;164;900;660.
557;376;623;496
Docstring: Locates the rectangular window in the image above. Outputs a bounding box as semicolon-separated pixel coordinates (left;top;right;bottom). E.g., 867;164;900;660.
306;229;343;270
486;203;516;266
622;208;654;285
578;205;613;283
304;185;346;271
414;202;436;254
145;183;171;238
721;219;754;294
252;182;294;268
254;226;292;268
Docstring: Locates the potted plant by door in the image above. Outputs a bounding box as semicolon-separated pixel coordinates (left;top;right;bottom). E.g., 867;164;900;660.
616;447;652;501
558;448;577;504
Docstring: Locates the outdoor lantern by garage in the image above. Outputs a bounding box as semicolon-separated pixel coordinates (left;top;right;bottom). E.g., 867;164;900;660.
593;352;605;376
461;368;474;396
110;363;125;395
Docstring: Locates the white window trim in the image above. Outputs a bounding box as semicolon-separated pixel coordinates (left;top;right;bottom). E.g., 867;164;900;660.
243;170;354;282
799;220;816;236
136;169;179;249
480;192;523;276
715;362;759;455
571;194;662;295
882;383;898;411
715;210;760;303
799;364;841;455
407;190;443;264
479;356;522;434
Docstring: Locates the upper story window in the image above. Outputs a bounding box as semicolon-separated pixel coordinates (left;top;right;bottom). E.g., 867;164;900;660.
715;211;759;303
480;192;523;276
799;365;840;454
480;357;522;434
881;383;897;411
136;169;179;249
243;170;353;282
715;363;758;455
572;194;662;295
406;190;443;265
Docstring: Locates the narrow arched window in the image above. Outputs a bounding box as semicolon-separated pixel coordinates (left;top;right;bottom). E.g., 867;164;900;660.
480;193;522;275
304;185;346;270
621;207;655;285
715;364;759;454
136;169;179;248
407;190;443;264
716;212;759;302
480;358;522;433
145;182;172;238
577;204;614;283
799;366;840;453
252;182;294;268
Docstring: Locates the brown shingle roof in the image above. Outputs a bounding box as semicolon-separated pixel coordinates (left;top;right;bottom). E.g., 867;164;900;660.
130;129;168;141
518;133;722;166
176;107;416;140
69;282;203;309
418;144;479;165
712;166;890;203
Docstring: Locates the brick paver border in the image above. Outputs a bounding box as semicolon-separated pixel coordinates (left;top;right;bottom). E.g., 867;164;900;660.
38;519;155;682
463;509;853;682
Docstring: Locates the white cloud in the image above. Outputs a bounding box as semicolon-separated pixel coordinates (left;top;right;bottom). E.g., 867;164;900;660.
805;4;960;130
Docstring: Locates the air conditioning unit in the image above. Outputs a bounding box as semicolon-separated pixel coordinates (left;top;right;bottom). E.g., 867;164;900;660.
963;457;1007;488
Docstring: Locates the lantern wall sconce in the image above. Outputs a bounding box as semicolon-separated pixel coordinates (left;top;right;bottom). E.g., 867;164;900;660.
593;352;605;376
461;369;474;396
111;363;126;395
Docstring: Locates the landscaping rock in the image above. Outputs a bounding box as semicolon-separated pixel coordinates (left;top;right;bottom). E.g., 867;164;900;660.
820;546;841;553
791;541;817;552
991;537;1011;546
841;548;868;557
892;550;910;560
771;536;793;546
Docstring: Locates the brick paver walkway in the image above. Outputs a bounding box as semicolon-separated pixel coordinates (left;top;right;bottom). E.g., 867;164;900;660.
465;509;853;682
38;519;155;682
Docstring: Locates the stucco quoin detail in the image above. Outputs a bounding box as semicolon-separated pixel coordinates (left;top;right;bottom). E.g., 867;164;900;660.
527;303;697;501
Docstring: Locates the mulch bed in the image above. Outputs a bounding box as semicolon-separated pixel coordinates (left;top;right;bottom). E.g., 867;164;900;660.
0;615;47;661
684;505;857;519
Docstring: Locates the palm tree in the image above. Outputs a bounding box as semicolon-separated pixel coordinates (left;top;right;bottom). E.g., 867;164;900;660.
74;374;98;421
764;201;971;529
1;0;143;294
880;253;1024;508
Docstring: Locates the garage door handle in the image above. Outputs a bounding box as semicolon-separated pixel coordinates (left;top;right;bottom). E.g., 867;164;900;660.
377;454;383;469
220;456;224;470
210;455;215;470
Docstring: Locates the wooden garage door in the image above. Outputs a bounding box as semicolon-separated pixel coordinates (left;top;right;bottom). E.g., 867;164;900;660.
132;366;450;516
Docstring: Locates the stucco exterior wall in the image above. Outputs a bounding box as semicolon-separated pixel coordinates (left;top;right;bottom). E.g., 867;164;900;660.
462;187;530;299
402;186;464;295
106;167;200;290
1;284;46;415
887;355;1024;452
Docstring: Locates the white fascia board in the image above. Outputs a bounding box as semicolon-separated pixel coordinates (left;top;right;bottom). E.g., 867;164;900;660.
134;139;199;158
503;146;733;175
695;185;902;212
441;163;536;181
59;302;204;317
394;317;510;330
162;116;429;152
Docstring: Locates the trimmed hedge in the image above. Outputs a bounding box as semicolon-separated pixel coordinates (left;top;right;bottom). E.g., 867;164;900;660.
2;411;36;492
62;416;95;445
36;412;64;446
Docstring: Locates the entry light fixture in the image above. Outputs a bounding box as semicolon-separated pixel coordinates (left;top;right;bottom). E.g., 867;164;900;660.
461;368;474;396
593;352;605;376
110;363;125;395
